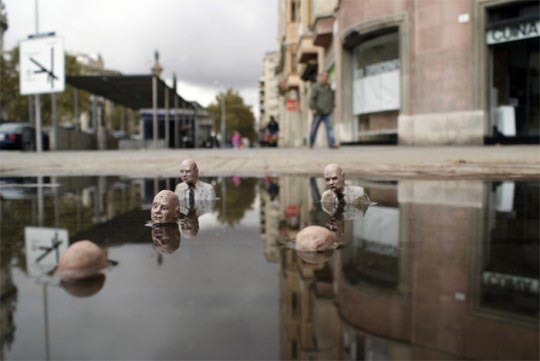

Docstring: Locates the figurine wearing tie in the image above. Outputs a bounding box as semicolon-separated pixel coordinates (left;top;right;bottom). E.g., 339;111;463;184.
174;159;216;206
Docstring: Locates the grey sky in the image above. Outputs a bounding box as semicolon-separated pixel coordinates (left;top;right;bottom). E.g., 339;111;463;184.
3;0;277;114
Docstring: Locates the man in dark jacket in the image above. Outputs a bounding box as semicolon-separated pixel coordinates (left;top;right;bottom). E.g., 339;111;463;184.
309;71;337;149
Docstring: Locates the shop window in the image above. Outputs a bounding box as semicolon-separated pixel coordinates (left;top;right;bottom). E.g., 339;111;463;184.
487;2;540;138
342;183;400;290
352;31;400;116
480;181;539;319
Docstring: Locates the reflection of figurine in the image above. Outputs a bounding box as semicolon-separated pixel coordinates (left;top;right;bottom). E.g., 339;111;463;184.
152;224;181;254
321;164;370;205
179;209;200;239
296;250;334;264
55;240;108;281
295;225;339;252
151;190;180;224
322;200;371;221
174;159;216;206
60;274;106;298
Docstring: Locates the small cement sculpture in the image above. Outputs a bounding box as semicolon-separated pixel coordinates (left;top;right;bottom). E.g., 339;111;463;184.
179;209;200;239
55;240;108;281
60;274;106;298
151;190;180;224
295;225;339;252
296;250;334;264
320;164;370;205
174;159;216;205
152;224;181;254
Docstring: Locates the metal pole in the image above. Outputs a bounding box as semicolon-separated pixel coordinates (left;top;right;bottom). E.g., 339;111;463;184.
152;76;158;147
34;0;42;152
107;101;113;130
35;0;39;34
174;93;179;148
35;94;42;152
51;93;57;150
74;88;79;130
91;96;97;130
129;109;134;137
164;87;169;148
220;92;225;148
120;106;125;134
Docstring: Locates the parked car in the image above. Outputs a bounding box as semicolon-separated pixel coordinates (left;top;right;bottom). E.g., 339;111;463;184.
0;122;49;150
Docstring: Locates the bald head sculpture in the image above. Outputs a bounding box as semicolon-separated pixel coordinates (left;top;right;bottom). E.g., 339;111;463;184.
151;190;180;224
55;240;108;281
180;158;199;185
324;163;345;194
295;225;338;252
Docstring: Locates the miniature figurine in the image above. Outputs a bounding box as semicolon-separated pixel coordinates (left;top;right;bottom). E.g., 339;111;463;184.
322;200;371;221
60;274;106;298
151;190;180;224
175;159;216;205
295;225;339;252
179;208;200;239
152;224;181;254
296;250;334;264
55;240;108;281
320;163;370;205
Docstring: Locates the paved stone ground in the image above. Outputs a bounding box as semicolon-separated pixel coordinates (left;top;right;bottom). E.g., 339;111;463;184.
1;146;539;180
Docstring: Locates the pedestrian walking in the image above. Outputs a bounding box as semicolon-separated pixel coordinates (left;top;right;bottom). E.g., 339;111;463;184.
266;116;280;147
309;71;338;149
231;130;242;149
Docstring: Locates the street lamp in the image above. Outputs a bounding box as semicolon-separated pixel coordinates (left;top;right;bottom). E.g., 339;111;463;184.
220;91;226;148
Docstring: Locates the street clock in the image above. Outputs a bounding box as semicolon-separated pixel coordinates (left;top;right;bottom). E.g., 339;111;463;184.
20;35;65;95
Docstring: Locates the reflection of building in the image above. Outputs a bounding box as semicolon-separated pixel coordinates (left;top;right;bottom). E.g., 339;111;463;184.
271;0;539;146
264;176;539;360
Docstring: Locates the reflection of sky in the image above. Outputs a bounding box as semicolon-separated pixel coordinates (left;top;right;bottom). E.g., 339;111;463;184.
7;202;279;360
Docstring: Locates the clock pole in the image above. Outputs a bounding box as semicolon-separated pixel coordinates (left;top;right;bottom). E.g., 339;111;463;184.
34;0;42;152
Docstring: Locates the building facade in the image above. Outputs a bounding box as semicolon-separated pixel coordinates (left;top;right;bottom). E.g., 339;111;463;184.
260;51;280;131
272;0;539;146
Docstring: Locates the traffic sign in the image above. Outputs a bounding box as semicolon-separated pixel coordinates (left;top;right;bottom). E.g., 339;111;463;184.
20;35;65;95
25;226;69;277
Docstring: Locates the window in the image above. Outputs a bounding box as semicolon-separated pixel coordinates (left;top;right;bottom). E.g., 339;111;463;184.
352;31;400;115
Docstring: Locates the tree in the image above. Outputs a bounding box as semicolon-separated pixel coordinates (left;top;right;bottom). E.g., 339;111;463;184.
214;176;258;226
207;89;257;144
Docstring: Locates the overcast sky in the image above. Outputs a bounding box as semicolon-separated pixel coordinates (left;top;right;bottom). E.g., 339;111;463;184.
3;0;278;117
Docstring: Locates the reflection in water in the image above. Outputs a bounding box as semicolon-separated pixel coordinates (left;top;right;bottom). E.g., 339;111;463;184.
259;177;539;360
60;273;106;298
0;176;538;360
152;224;181;254
215;177;257;226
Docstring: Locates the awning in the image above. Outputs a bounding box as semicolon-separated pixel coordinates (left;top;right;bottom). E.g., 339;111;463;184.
66;75;193;110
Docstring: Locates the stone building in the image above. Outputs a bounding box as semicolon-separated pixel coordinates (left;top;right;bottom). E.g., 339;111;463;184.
260;51;280;130
272;0;539;146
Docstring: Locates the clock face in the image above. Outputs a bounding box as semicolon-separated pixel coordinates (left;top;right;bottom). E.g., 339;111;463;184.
20;35;65;95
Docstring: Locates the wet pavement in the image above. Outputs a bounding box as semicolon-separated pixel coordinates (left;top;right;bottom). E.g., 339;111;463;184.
0;175;538;360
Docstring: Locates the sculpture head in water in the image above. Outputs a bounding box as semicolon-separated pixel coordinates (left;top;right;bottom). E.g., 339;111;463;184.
151;190;180;224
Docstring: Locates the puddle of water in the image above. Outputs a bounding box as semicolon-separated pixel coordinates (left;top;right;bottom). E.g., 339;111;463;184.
0;175;538;360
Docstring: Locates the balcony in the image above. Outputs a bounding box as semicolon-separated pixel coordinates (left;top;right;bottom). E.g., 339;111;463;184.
313;15;334;48
295;34;318;65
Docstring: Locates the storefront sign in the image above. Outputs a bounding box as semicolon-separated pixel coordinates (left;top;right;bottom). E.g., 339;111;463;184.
286;99;298;111
486;20;540;45
482;271;539;295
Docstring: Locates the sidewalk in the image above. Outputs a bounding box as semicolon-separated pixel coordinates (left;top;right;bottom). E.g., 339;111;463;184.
1;146;539;179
